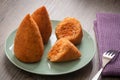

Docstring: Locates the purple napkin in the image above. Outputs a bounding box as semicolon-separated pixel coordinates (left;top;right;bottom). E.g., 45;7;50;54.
94;13;120;76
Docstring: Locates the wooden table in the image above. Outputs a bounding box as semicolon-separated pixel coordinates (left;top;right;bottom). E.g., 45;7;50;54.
0;0;120;80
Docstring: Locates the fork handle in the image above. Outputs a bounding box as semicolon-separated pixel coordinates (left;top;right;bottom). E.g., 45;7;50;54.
92;68;103;80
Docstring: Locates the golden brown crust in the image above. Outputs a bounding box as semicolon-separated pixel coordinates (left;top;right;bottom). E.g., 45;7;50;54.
47;38;81;62
55;17;83;45
14;14;44;63
32;6;52;44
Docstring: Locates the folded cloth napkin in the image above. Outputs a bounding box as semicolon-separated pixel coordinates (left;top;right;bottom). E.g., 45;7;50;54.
94;13;120;76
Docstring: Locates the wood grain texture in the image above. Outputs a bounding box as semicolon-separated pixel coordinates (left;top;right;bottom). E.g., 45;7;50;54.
0;0;120;80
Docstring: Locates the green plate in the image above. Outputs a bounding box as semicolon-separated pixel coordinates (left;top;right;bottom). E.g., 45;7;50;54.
5;20;96;75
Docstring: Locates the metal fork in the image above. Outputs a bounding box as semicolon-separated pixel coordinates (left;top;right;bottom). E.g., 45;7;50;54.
92;50;116;80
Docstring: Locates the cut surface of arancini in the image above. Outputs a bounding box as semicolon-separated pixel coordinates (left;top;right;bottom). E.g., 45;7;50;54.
48;38;81;62
32;6;52;44
55;17;83;45
14;14;44;63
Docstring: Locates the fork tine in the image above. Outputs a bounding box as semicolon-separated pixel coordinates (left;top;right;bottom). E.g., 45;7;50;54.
109;52;115;57
103;51;108;56
108;50;113;55
111;50;117;57
103;50;116;58
109;50;116;58
103;50;111;56
109;50;117;56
